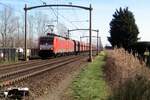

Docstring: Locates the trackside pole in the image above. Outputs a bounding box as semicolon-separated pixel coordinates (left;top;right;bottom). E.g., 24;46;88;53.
97;30;99;55
88;4;92;62
24;4;27;61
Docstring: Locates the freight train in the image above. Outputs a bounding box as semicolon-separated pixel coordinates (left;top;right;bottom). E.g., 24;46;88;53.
38;33;96;58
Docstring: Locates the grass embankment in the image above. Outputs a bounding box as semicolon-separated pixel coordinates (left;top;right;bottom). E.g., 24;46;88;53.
71;52;108;100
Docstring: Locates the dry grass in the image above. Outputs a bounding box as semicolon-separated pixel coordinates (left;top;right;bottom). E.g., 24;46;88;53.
104;48;150;100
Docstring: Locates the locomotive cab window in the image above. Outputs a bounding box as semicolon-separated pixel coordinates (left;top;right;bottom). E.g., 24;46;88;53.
39;37;54;45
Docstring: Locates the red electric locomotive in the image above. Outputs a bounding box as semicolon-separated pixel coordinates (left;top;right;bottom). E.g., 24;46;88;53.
38;33;74;58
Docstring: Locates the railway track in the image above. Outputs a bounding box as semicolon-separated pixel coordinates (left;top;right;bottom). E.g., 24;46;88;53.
0;55;83;87
0;56;62;70
0;59;41;68
0;56;75;74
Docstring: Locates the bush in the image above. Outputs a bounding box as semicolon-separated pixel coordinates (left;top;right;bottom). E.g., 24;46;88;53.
105;48;150;100
129;41;150;56
108;75;150;100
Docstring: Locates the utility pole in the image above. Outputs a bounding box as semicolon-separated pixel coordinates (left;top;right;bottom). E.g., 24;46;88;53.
89;4;92;62
24;4;27;61
99;37;103;51
3;9;7;61
17;20;20;47
96;30;99;55
57;0;58;25
67;30;70;38
80;37;82;42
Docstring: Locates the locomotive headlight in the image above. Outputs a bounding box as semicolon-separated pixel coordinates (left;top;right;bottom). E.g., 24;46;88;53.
50;47;53;50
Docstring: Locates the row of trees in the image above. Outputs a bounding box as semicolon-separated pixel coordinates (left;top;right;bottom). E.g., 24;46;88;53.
0;6;68;49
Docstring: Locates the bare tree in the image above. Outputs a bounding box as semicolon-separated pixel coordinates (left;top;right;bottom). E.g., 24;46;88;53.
28;15;35;48
14;17;21;48
0;7;18;47
35;12;50;37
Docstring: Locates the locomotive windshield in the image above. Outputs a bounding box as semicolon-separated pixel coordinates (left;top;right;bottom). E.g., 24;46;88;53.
39;37;53;45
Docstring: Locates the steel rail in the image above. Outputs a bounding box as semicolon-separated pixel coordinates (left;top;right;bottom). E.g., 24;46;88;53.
0;60;44;70
0;56;82;87
0;56;76;80
0;59;41;68
0;56;74;71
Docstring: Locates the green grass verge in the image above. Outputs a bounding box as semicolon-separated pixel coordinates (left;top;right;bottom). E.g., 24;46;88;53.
72;52;108;100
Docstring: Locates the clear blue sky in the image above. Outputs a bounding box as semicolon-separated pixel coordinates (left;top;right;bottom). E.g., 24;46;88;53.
0;0;150;46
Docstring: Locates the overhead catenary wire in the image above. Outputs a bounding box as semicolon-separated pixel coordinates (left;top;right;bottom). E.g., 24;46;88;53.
37;0;58;23
34;0;86;38
58;13;79;29
50;7;79;29
70;2;79;23
69;2;89;36
49;4;88;38
37;0;79;29
38;0;47;5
